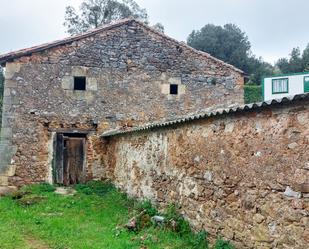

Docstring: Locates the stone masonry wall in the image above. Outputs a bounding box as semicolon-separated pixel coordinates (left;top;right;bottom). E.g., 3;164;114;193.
0;20;243;186
103;99;309;248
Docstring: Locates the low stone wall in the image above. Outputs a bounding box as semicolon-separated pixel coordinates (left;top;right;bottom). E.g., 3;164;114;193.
103;99;309;248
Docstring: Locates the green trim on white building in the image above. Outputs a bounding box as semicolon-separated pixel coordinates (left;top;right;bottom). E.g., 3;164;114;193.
262;71;309;101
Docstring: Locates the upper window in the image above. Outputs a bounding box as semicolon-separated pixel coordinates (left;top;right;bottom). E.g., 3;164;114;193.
272;78;288;94
170;84;178;95
74;76;86;91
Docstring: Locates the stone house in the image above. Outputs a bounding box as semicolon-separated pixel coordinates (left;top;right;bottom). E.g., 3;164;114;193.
0;19;244;187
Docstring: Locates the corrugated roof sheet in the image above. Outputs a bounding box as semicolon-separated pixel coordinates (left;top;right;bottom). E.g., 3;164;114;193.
101;93;309;137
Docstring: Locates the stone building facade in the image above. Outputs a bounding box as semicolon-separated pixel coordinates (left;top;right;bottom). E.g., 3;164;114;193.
0;19;244;187
101;95;309;249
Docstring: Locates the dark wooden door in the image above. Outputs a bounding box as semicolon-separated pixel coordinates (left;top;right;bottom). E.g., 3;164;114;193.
54;134;86;186
63;138;86;185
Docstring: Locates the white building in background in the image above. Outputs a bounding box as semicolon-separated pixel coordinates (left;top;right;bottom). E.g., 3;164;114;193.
263;72;309;101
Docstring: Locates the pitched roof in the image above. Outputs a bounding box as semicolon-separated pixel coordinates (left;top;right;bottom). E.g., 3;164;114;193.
101;93;309;137
0;19;243;73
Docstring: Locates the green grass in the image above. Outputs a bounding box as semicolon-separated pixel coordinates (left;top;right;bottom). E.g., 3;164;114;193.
0;182;234;249
244;84;263;104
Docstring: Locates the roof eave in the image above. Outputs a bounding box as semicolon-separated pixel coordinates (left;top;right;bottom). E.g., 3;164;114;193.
0;18;135;66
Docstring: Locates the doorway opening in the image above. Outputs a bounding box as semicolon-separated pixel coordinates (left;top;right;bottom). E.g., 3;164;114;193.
53;133;87;186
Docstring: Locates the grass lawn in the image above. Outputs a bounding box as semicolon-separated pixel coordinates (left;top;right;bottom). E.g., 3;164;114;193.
0;182;234;249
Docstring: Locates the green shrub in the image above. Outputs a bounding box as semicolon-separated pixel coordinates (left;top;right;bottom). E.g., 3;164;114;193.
75;180;115;196
135;200;158;216
244;84;263;103
135;212;152;231
191;230;209;249
214;238;235;249
164;203;191;236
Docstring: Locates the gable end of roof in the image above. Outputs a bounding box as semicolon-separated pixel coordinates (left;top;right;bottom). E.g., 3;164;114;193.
0;18;243;74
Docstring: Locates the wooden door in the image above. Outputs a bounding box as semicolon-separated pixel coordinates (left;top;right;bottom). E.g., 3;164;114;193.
54;134;86;186
63;137;86;185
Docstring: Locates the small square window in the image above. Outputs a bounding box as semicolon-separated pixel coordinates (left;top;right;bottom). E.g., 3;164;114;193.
74;76;86;90
170;84;178;95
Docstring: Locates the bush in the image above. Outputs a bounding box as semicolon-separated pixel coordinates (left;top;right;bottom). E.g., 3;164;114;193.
75;180;115;196
164;203;191;236
191;230;209;249
214;238;235;249
126;198;235;248
135;200;158;217
244;84;262;103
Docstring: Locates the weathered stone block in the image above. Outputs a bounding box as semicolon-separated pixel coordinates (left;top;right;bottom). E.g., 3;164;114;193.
252;224;272;243
224;122;234;133
168;77;182;85
5;80;17;88
72;66;88;76
288;142;298;149
0;128;12;139
5;63;21;80
1;104;12;113
11;96;19;105
3;88;10;97
61;76;73;90
160;72;167;81
6;165;16;177
178;85;186;95
0;176;8;186
284;186;301;198
73;91;87;100
297;113;308;125
0;186;17;196
160;83;170;95
253;214;265;224
87;78;98;91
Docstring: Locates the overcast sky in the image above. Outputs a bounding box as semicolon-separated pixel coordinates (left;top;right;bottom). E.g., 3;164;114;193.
1;0;309;64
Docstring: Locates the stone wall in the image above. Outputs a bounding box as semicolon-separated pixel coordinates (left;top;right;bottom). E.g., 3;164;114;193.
103;98;309;248
0;20;243;186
